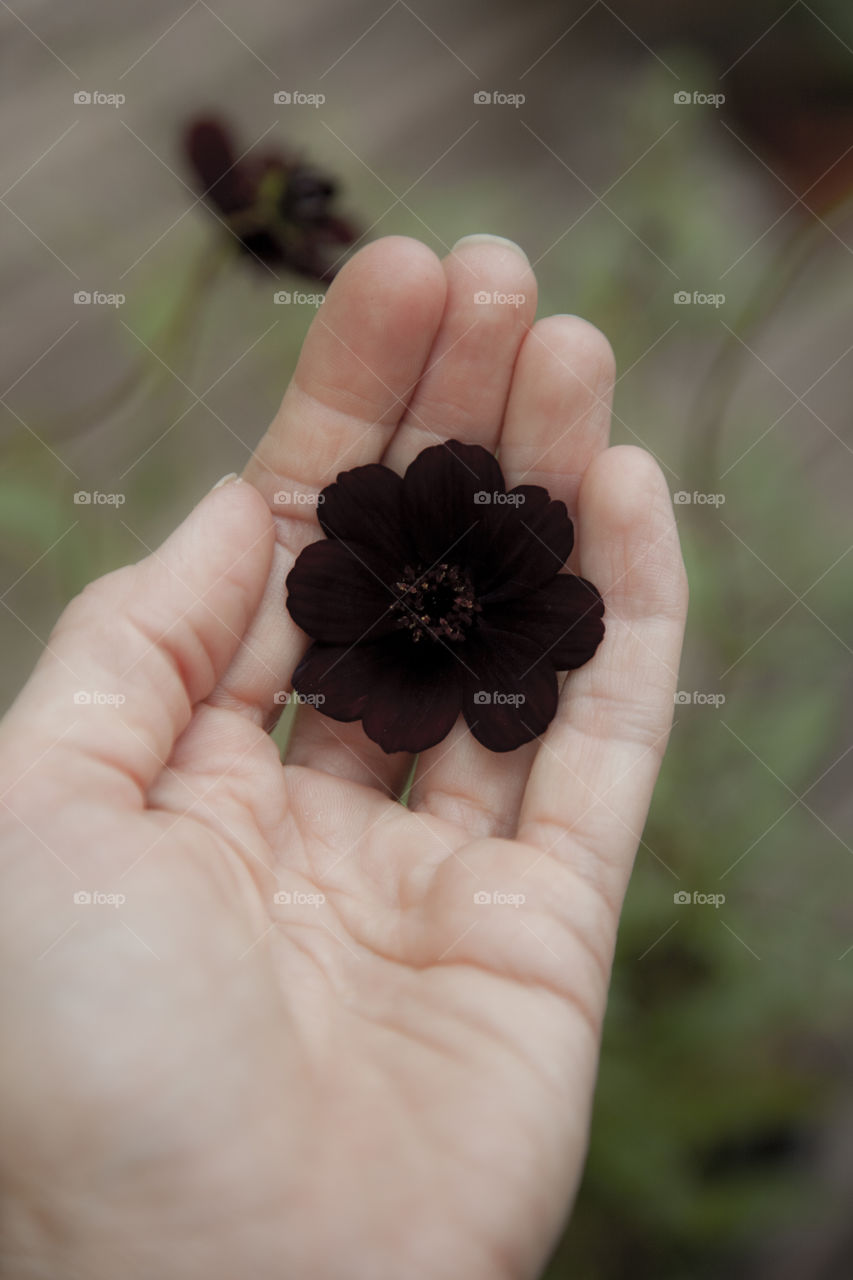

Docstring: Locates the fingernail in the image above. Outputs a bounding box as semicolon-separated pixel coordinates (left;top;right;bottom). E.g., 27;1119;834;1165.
211;472;241;490
451;234;529;263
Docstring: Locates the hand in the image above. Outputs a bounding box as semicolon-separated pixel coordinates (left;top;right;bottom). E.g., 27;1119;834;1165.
0;235;687;1280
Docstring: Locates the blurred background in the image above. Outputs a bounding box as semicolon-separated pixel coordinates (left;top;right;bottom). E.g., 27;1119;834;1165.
1;0;852;1275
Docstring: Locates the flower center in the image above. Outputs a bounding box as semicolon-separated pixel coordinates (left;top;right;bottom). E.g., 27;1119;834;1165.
390;563;481;644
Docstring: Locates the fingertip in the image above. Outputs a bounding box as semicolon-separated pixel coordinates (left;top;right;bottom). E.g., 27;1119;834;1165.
329;234;448;331
452;232;529;261
275;235;448;455
581;445;670;534
579;446;688;622
203;474;275;552
448;236;537;323
135;476;277;662
163;477;276;623
532;314;616;386
347;232;445;274
500;315;615;507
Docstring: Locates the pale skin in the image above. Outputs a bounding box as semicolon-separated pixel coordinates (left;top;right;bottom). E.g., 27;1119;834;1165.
0;235;687;1279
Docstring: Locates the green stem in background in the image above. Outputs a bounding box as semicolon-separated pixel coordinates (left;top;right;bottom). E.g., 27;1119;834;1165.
684;192;853;676
1;239;235;601
46;238;235;445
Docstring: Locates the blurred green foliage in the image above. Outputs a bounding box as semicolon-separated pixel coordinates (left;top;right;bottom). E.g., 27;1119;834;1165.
536;59;853;1280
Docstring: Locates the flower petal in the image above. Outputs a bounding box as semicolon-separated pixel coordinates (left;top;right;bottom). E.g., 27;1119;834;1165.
291;638;395;721
361;648;463;754
461;627;559;752
292;636;462;753
471;485;575;603
483;574;605;671
285;539;398;643
318;464;413;559
185;118;254;215
402;440;505;565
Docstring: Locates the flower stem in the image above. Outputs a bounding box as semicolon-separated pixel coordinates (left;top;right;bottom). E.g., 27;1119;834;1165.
47;239;234;444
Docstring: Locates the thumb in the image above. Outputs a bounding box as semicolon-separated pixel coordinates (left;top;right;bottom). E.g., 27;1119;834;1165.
2;476;274;799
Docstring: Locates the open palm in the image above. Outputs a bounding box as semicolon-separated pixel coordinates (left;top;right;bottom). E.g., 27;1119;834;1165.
0;236;687;1280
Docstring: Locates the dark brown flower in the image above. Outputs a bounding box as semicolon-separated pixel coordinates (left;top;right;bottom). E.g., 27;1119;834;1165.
285;440;605;754
184;116;358;280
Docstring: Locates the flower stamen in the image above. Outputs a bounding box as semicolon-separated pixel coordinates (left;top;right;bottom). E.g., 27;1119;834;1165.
391;563;481;644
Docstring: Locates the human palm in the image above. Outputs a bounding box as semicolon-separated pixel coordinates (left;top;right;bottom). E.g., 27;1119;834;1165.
0;235;687;1279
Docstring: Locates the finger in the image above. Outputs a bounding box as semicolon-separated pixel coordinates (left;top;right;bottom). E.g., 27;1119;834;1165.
244;236;447;505
370;235;536;826
232;237;446;708
409;314;614;838
501;314;615;533
517;446;688;910
213;238;446;795
287;235;535;795
381;234;537;472
2;478;274;801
